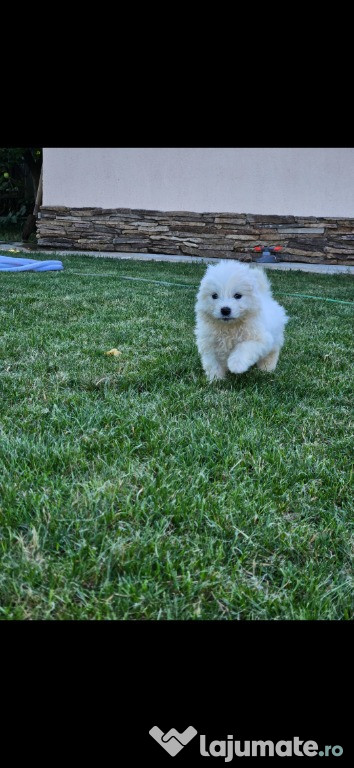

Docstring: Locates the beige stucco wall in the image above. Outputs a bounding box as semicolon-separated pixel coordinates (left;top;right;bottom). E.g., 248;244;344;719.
42;148;354;218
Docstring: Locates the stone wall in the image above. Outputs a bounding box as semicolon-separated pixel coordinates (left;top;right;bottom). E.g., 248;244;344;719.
37;207;354;264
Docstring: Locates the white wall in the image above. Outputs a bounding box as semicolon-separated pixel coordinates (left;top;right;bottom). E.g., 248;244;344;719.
42;148;354;218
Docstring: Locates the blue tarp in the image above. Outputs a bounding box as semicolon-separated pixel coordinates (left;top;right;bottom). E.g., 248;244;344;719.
0;255;63;272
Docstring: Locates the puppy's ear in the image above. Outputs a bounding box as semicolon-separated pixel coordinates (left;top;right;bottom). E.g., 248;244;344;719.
252;267;271;294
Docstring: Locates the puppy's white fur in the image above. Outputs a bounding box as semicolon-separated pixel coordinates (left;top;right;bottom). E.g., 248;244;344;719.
195;260;288;381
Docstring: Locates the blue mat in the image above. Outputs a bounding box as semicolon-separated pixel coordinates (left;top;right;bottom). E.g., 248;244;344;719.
0;254;64;272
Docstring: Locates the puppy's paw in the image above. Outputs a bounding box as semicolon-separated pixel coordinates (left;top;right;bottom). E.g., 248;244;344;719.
228;356;250;374
257;359;277;372
205;365;226;382
257;349;280;372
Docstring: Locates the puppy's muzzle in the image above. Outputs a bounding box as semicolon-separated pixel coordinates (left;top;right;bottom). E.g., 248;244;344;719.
220;306;231;317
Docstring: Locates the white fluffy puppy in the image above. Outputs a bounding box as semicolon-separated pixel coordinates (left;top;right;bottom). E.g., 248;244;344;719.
195;260;288;381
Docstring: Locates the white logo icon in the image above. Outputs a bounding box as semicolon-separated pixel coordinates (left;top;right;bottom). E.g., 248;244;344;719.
149;726;198;756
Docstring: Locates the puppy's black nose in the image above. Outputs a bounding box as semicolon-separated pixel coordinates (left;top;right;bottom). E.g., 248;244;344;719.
220;306;231;316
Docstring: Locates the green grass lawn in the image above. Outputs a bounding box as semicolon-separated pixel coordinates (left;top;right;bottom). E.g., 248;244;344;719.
0;254;353;620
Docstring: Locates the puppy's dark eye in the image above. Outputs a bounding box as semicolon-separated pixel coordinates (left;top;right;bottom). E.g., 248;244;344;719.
234;293;242;300
212;293;218;299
